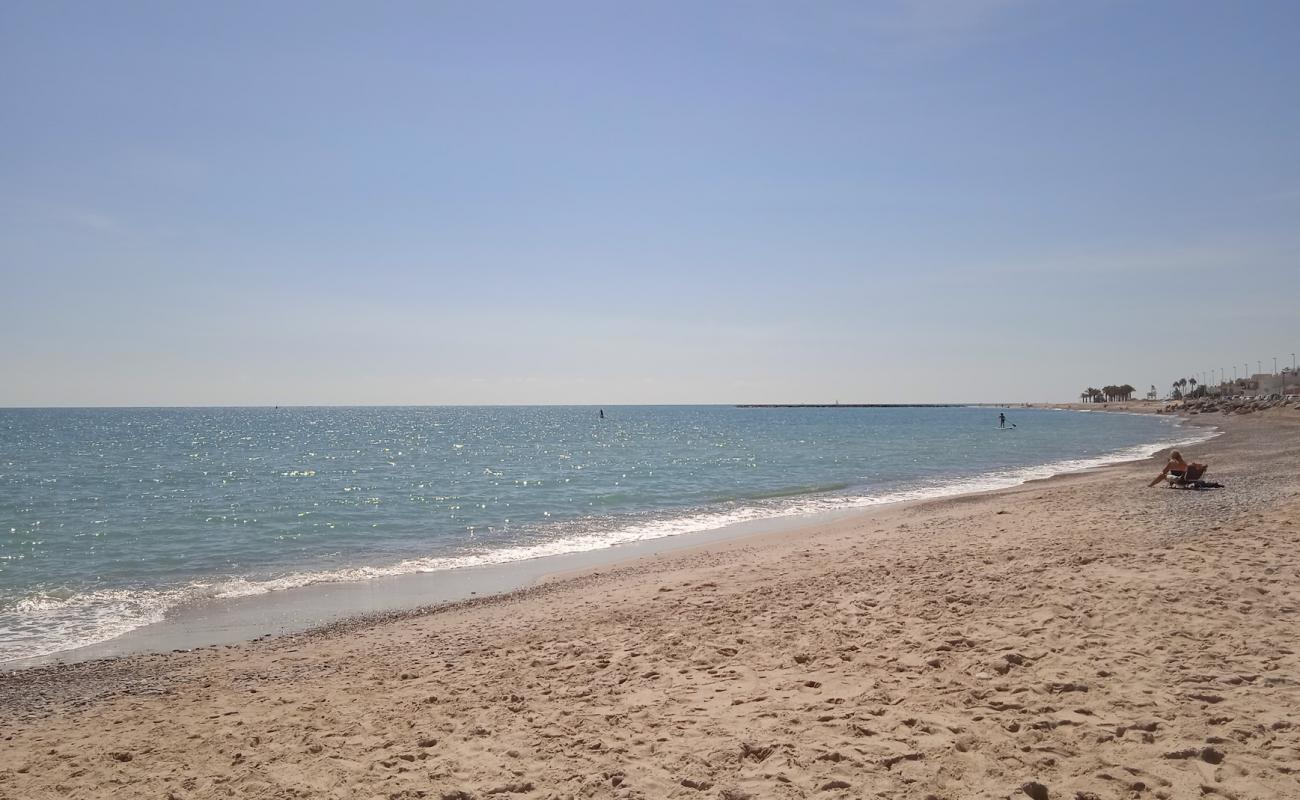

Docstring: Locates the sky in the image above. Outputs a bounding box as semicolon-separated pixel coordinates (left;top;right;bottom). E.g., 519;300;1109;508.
2;0;1298;406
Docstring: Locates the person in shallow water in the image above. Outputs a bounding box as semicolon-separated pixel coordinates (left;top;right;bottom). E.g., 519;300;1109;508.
999;412;1006;428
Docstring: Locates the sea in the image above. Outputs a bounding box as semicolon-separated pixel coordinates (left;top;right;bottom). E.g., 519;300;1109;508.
0;405;1212;664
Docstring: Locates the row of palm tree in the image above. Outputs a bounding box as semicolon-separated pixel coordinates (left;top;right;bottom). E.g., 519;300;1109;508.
1168;376;1255;399
1083;371;1285;402
1170;375;1270;400
1079;384;1137;403
1169;377;1202;400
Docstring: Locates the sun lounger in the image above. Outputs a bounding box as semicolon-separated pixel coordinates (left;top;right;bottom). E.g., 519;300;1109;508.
1165;463;1211;489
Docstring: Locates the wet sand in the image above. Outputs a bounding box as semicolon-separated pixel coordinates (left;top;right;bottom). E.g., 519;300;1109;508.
2;410;1298;799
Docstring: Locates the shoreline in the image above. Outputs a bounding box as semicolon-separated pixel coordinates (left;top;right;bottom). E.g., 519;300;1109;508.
0;411;1220;679
2;410;1297;797
2;409;1217;670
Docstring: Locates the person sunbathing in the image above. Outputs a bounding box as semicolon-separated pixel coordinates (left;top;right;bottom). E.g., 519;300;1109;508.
1148;450;1208;487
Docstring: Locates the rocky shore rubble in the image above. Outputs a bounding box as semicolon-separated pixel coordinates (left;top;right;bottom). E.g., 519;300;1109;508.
1164;395;1300;415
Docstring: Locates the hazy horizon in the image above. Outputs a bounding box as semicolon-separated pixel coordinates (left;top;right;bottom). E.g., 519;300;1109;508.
4;1;1298;407
0;402;1047;409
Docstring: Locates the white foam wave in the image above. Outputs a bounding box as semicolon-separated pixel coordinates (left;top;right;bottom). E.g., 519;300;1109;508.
1;588;178;664
0;418;1217;664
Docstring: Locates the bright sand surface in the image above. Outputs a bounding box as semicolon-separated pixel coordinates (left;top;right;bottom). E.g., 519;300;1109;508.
2;410;1299;800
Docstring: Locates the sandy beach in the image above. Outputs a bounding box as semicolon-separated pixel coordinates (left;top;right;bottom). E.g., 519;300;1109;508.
2;409;1298;800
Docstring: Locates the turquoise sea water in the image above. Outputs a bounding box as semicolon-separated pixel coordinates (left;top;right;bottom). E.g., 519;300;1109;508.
0;406;1208;662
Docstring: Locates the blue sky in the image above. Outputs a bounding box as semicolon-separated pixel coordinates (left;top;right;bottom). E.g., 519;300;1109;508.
3;0;1298;405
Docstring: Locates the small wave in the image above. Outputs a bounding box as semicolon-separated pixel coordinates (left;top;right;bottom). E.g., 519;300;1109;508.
0;588;178;664
740;482;853;501
0;418;1217;664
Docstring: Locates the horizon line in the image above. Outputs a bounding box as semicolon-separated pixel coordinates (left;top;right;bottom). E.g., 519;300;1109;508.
0;401;1050;410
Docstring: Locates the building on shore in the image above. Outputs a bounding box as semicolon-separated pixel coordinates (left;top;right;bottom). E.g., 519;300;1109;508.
1249;373;1298;396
